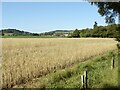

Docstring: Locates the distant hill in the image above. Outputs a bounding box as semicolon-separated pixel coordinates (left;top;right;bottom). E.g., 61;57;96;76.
0;29;73;37
0;29;33;36
40;30;73;36
54;30;73;32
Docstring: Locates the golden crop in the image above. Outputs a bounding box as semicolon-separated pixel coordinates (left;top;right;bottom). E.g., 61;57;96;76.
1;38;117;88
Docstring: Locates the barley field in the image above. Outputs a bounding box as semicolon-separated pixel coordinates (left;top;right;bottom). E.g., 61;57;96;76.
1;38;117;88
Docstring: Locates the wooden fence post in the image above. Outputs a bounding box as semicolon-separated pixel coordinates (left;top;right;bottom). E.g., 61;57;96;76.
81;75;84;88
111;57;114;70
84;70;88;88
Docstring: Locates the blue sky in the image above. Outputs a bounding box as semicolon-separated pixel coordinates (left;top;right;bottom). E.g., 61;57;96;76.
2;2;107;33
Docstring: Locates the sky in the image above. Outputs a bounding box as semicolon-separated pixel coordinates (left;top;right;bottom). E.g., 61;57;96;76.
2;2;107;33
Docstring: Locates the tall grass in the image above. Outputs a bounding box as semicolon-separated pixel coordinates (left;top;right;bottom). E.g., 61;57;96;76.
13;50;118;88
2;38;117;88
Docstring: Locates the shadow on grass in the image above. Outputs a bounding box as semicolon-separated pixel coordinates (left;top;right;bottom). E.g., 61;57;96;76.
101;84;119;90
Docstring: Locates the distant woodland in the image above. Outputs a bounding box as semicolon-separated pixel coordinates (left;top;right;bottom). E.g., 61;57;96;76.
0;24;119;38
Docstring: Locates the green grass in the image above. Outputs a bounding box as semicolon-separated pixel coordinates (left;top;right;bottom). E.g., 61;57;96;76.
1;35;61;38
14;50;118;88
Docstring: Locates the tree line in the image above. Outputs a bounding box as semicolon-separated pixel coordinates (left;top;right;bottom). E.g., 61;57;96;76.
72;24;119;38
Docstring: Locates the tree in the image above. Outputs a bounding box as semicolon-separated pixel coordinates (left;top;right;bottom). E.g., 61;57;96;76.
72;29;80;37
93;21;98;29
90;2;120;24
